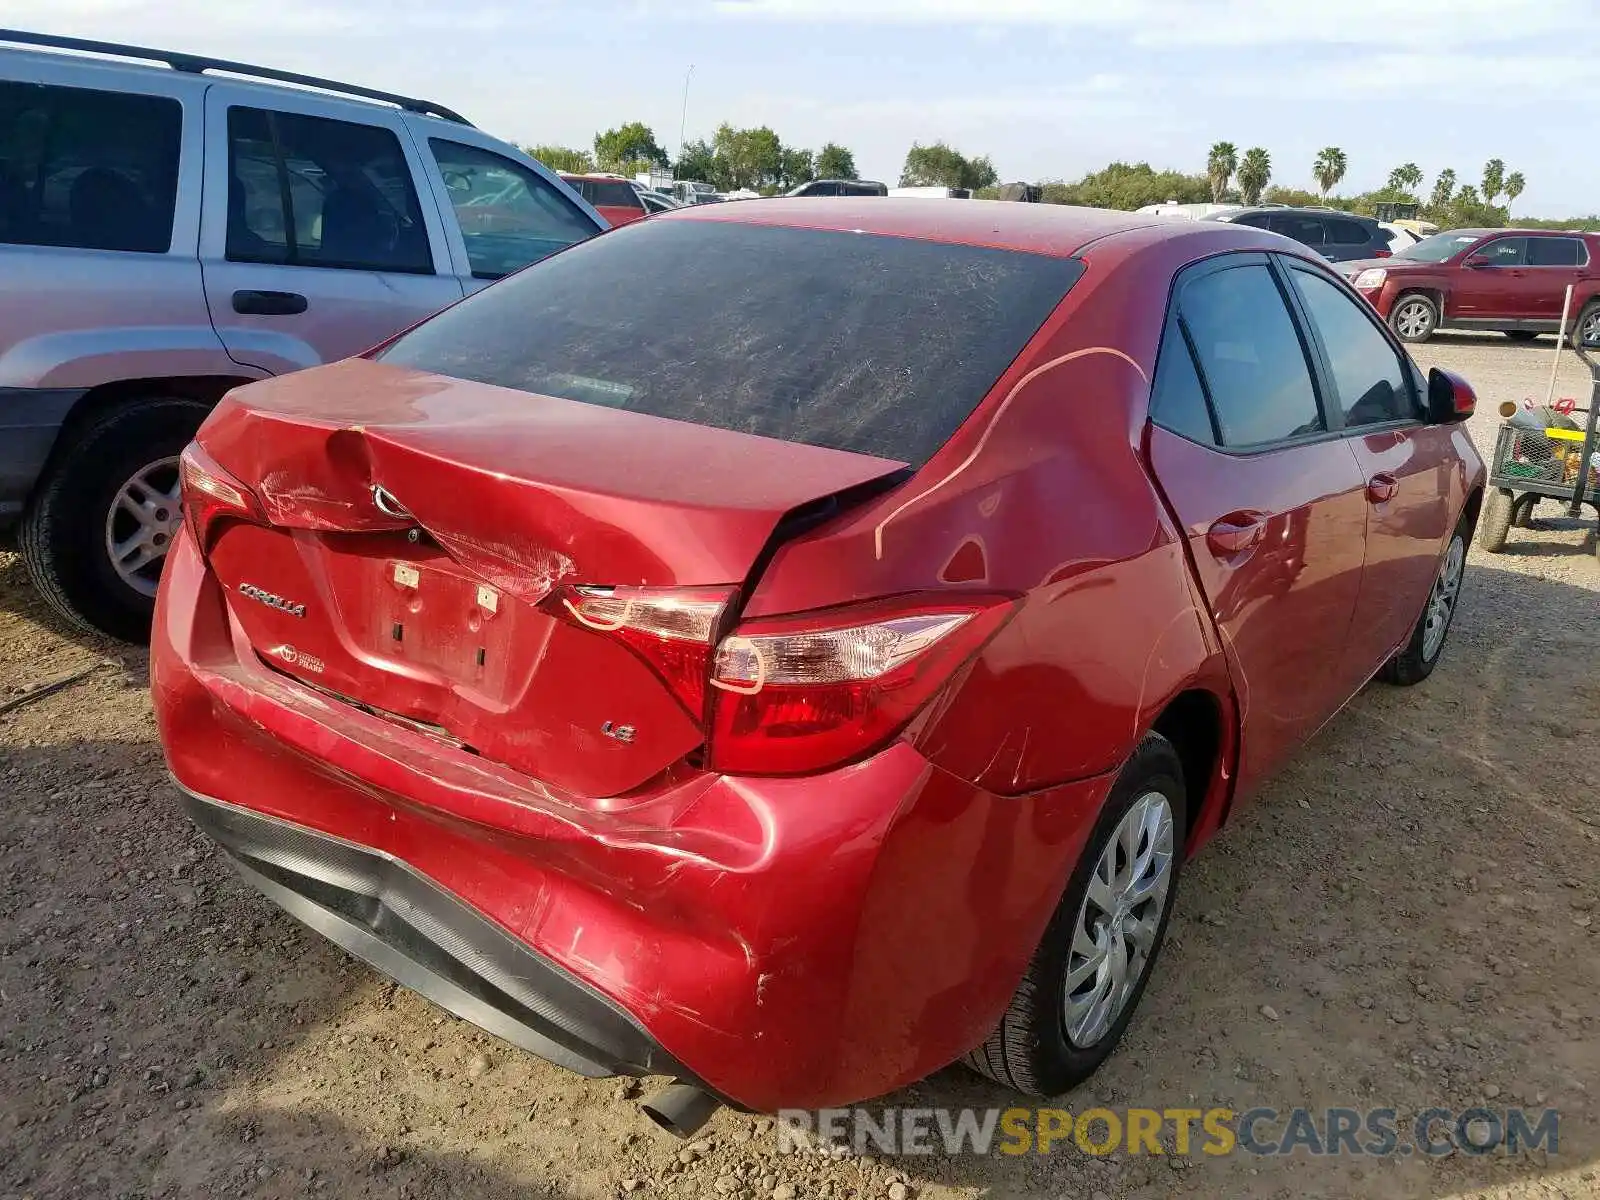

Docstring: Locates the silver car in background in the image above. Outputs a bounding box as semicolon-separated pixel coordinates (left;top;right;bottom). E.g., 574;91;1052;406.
0;29;606;639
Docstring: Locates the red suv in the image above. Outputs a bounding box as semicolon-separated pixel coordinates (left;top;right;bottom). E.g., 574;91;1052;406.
153;201;1485;1132
1340;228;1600;346
560;173;648;226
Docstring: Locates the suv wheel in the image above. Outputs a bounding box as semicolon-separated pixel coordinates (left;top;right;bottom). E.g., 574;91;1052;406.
964;732;1186;1095
1390;294;1438;343
19;397;208;642
1574;302;1600;351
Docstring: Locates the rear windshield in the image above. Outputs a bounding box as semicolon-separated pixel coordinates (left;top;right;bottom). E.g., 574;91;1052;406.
580;180;640;208
379;220;1083;465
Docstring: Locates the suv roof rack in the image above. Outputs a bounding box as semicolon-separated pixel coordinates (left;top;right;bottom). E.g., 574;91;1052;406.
0;28;473;125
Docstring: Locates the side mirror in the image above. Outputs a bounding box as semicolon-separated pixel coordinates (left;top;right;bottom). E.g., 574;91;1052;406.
1428;367;1476;423
1462;253;1490;269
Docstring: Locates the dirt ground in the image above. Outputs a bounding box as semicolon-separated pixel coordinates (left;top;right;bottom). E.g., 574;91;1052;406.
2;334;1598;1200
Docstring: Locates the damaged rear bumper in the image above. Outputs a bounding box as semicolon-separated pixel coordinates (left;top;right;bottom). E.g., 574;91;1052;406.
182;787;702;1087
152;528;1117;1111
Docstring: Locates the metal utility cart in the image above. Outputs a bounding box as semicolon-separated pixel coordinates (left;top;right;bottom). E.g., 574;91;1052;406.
1479;335;1600;560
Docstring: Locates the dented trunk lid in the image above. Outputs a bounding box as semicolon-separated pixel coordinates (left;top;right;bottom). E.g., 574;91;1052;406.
197;359;907;796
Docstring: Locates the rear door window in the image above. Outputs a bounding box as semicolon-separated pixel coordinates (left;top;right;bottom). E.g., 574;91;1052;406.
1525;236;1586;267
430;140;598;277
1325;218;1373;246
1178;261;1325;447
0;80;181;253
1268;214;1326;246
226;106;432;273
379;220;1083;465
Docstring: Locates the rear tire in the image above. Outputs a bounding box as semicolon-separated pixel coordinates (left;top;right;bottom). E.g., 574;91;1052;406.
963;732;1186;1096
1381;526;1467;686
19;397;208;642
1504;330;1540;342
1573;302;1600;351
1389;293;1438;343
1477;488;1513;553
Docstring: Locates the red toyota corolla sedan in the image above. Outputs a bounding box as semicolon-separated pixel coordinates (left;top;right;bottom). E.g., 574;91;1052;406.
152;200;1486;1133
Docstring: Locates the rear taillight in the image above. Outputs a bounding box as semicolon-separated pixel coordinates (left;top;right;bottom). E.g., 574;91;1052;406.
178;442;260;552
553;585;733;719
707;595;1017;776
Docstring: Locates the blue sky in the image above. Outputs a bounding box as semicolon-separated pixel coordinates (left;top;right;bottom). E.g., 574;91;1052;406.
14;0;1596;216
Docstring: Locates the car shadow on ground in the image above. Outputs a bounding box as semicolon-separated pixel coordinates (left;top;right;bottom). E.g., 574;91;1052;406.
0;562;1596;1199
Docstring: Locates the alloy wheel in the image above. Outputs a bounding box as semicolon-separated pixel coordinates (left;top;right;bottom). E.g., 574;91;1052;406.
104;456;182;598
1581;309;1600;348
1395;300;1433;340
1063;790;1175;1048
1422;534;1465;662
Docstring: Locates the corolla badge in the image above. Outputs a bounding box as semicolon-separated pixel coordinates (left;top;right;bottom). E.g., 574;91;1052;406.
238;583;307;618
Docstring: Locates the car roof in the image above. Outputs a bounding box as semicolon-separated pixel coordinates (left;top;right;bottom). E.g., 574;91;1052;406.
1231;206;1378;222
662;197;1172;257
0;32;470;125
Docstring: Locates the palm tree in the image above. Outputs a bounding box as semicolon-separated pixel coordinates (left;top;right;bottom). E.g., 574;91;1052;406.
1503;171;1526;219
1481;158;1506;205
1386;162;1424;196
1237;148;1272;205
1312;147;1347;200
1206;141;1238;203
1429;168;1457;211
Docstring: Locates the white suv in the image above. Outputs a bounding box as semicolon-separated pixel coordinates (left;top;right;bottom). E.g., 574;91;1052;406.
0;29;606;639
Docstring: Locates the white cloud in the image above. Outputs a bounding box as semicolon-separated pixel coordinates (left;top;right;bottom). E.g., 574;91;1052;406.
711;0;1590;48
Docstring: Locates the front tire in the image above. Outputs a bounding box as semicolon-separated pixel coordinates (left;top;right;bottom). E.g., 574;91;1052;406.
19;397;208;642
964;733;1186;1096
1389;293;1438;343
1380;527;1467;686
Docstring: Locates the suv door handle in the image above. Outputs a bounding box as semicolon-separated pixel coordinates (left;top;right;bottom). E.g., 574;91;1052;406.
1206;513;1265;557
232;289;308;316
1366;473;1398;503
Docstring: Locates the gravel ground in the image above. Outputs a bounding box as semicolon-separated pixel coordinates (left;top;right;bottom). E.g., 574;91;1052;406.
2;334;1598;1200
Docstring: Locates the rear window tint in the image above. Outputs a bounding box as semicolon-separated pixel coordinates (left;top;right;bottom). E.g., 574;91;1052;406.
1326;218;1374;246
380;220;1082;465
580;180;641;208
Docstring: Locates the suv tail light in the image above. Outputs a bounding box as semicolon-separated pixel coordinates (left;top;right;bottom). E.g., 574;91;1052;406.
552;585;733;719
179;442;261;552
707;595;1017;776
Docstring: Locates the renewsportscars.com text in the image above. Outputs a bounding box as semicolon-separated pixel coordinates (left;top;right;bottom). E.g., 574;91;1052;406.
777;1106;1560;1158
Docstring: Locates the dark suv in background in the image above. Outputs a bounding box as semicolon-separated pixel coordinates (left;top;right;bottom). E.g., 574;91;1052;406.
785;179;888;197
1210;206;1392;264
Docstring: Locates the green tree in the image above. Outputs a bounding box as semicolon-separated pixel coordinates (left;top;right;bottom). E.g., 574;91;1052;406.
711;123;784;190
1042;161;1208;209
779;147;816;191
1385;162;1424;197
674;138;716;184
1503;171;1526;219
1428;168;1457;211
593;122;670;171
899;141;998;190
524;145;594;174
1206;141;1237;203
815;142;859;180
1237;147;1272;205
1312;146;1347;199
1481;158;1506;205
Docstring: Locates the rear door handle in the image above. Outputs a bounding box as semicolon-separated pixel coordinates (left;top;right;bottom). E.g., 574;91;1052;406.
232;289;308;316
1366;473;1398;503
1206;513;1265;557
